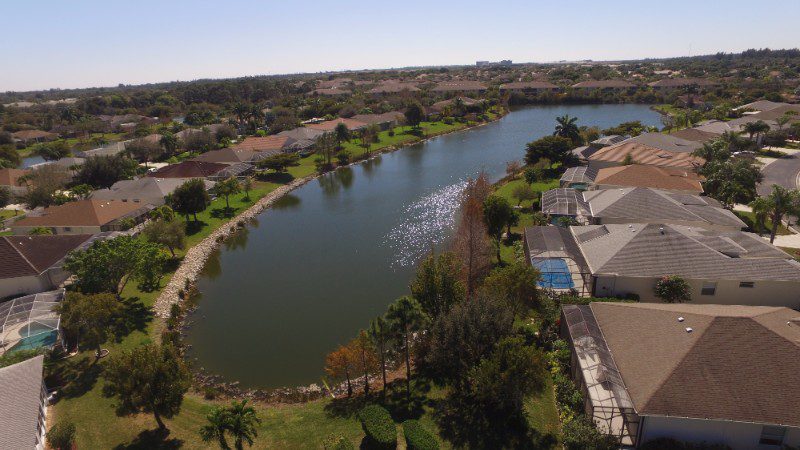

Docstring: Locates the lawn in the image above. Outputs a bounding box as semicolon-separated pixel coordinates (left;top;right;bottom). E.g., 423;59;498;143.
0;208;23;221
17;132;126;157
733;210;793;236
493;176;559;265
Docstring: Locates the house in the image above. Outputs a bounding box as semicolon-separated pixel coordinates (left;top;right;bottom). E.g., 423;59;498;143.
77;141;128;158
11;200;153;235
0;290;64;354
192;147;270;164
571;79;637;90
11;130;57;144
310;88;351;96
431;81;487;93
0;355;48;449
593;165;704;194
669;127;719;143
571;135;626;161
733;99;788;113
647;78;718;90
560;302;800;449
0;168;30;196
0;234;94;298
350;112;405;130
429;97;483;114
524;223;800;307
275;128;325;153
146;160;233;179
305;118;368;132
91;177;215;206
233;135;296;153
587;133;704;171
499;81;559;93
367;82;420;95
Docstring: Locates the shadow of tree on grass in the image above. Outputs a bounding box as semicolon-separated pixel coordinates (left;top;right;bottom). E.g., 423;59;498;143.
113;428;184;450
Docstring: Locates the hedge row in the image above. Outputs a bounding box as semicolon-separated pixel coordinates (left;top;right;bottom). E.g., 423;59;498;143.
402;420;439;450
357;404;396;449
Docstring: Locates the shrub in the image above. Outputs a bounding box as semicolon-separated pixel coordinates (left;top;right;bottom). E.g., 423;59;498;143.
357;404;396;449
324;435;356;450
46;420;76;450
402;420;439;450
561;417;618;450
388;129;395;137
654;275;691;303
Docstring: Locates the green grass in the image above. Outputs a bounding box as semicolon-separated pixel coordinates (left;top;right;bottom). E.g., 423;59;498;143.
0;209;23;221
733;210;792;236
17;133;125;157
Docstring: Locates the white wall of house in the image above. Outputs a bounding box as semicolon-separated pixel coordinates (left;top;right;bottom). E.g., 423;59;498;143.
593;275;800;309
640;415;800;450
0;275;50;299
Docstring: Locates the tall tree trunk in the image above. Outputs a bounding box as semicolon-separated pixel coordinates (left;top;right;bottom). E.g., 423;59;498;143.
345;369;352;397
404;329;411;404
361;346;369;395
770;213;781;244
153;407;165;430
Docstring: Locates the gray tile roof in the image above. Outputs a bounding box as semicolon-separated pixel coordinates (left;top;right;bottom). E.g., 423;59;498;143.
570;223;800;281
91;177;215;204
627;133;703;154
582;188;746;229
0;355;45;449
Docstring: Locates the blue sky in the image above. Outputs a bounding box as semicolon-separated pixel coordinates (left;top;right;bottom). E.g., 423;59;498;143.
2;0;799;92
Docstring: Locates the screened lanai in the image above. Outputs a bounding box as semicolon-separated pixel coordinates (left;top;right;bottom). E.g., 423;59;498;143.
0;290;64;356
561;304;640;447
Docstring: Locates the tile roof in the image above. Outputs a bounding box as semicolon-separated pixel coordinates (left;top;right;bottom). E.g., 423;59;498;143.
305;118;368;131
233;136;294;152
647;78;718;88
499;81;559;90
570;223;800;281
276;127;326;141
0;234;92;279
0;168;30;187
432;81;487;92
90;177;215;203
350;111;404;125
0;355;45;449
11;130;57;141
571;79;636;89
582;188;744;229
367;83;420;94
147;160;229;178
14;200;150;228
734;100;788;112
589;136;704;169
593;165;703;193
192;147;261;164
587;302;800;427
669;127;719;143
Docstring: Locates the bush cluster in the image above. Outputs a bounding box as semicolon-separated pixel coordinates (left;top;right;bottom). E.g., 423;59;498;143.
402;420;439;450
357;404;396;449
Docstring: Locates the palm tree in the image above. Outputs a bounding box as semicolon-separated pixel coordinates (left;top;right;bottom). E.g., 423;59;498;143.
553;114;581;144
200;407;231;450
226;400;261;450
743;120;770;143
232;103;249;127
749;185;800;244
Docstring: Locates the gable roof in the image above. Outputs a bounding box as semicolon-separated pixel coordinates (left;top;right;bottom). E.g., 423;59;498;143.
571;223;800;281
582;188;743;229
192;147;261;164
594;164;703;193
588;302;800;427
0;234;92;279
233;135;294;152
0;355;45;449
14;200;150;228
589;142;704;169
90;177;214;202
669;127;719;143
734;100;788;112
305;118;368;131
147;160;229;178
572;79;636;89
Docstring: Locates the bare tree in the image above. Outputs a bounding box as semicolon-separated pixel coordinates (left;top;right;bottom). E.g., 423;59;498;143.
451;174;493;299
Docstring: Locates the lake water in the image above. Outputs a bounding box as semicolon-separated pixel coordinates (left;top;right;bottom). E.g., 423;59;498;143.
184;104;661;389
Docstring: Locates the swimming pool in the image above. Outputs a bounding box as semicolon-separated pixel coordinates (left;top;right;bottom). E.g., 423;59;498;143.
532;258;575;289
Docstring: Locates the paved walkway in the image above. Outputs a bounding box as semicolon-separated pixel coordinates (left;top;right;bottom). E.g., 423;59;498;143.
767;233;800;249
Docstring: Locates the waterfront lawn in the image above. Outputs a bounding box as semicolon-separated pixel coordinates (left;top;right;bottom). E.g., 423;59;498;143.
734;210;792;236
17;132;126;157
493;177;559;264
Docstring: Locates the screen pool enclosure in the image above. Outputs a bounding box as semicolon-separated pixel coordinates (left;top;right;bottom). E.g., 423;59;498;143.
532;258;575;289
0;290;64;356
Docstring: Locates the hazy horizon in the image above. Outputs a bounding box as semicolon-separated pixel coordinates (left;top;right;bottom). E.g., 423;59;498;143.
3;0;800;92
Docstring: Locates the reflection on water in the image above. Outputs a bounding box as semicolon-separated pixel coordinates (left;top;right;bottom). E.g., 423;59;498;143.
202;249;222;280
273;194;302;210
318;167;355;196
224;226;250;251
360;155;382;179
384;181;466;267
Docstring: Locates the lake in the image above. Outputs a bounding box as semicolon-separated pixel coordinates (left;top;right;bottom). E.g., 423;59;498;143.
184;104;662;389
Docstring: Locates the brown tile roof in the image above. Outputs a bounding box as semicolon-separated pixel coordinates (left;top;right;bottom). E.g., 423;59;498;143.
192;148;260;164
647;78;718;88
432;81;487;92
588;302;800;427
147;161;229;178
589;142;704;169
571;79;636;89
499;81;559;90
305;118;368;132
350;112;405;125
232;136;293;152
14;200;148;228
0;168;30;187
594;165;703;193
669;128;719;143
11;130;57;141
0;234;92;278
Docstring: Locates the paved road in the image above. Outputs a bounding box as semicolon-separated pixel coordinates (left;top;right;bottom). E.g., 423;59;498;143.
758;153;800;196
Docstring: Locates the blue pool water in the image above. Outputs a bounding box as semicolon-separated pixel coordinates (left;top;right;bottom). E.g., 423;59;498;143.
10;330;58;353
533;258;575;289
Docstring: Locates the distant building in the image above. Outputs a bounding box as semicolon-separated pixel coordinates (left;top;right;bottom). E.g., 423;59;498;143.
499;81;559;93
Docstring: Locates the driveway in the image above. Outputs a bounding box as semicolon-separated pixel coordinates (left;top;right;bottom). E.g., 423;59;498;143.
758;151;800;196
